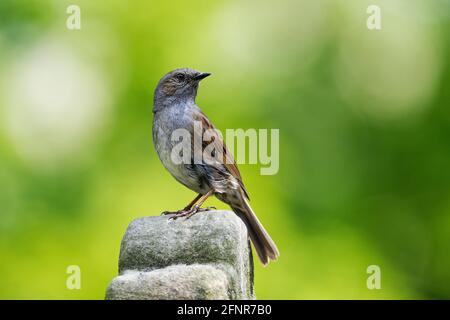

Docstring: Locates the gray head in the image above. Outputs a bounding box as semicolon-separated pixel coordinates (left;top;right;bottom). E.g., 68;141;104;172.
153;68;211;112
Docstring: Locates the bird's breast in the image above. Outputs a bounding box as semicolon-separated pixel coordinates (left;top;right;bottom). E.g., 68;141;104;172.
152;106;206;194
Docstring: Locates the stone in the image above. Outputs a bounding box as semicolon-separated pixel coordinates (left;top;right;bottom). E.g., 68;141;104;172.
106;210;254;299
105;265;229;300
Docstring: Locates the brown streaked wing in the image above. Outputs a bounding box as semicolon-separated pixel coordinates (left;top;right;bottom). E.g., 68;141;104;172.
192;111;250;199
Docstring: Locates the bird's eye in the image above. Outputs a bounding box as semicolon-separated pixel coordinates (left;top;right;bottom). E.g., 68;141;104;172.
175;73;186;82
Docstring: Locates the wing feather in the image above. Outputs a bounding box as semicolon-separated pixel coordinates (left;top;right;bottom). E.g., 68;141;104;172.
192;110;250;199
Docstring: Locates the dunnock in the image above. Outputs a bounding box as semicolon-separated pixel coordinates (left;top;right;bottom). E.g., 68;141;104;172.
152;68;279;265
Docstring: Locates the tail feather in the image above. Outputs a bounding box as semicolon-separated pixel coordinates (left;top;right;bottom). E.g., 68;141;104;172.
231;197;279;266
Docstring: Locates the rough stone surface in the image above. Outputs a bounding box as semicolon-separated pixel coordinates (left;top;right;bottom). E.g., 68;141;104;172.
106;210;254;300
106;265;229;300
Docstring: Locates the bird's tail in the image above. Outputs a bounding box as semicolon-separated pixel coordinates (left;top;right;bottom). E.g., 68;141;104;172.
231;195;279;266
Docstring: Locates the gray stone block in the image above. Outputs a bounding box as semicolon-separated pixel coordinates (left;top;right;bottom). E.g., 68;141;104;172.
106;265;229;300
106;210;254;300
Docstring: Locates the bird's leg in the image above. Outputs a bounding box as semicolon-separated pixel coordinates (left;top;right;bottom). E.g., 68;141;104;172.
169;190;214;220
161;194;202;216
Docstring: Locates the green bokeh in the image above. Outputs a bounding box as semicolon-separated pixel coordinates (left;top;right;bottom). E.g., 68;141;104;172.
0;0;449;299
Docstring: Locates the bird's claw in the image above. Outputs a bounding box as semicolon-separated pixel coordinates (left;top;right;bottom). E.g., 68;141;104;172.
197;206;216;212
161;207;191;216
161;210;178;216
168;208;196;220
162;203;216;220
166;205;216;220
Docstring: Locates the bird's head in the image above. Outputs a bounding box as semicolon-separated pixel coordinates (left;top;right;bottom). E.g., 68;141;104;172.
153;68;211;110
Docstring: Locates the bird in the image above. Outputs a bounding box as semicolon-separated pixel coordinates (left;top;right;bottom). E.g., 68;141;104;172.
152;68;279;266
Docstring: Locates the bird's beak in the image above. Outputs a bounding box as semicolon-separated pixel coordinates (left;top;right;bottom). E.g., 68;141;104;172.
193;72;211;81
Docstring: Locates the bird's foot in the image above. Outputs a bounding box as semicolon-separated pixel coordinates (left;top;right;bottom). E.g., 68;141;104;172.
198;206;216;211
167;205;216;220
161;209;181;216
161;205;194;216
167;208;196;220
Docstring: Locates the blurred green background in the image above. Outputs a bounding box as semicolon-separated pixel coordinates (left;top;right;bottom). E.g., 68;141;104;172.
0;0;449;299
